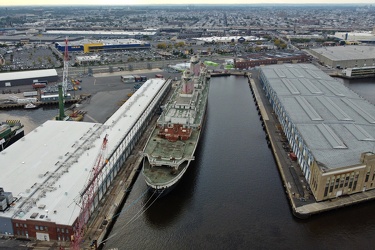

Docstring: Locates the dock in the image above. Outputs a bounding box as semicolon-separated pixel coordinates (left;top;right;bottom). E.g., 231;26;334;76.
248;73;375;219
29;83;174;250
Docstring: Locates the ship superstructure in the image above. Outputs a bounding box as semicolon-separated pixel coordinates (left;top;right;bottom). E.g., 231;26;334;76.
142;55;210;194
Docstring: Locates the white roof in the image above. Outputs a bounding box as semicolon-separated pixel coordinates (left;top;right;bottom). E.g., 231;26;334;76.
193;36;265;42
58;38;149;47
310;45;375;61
0;78;167;226
44;30;156;36
334;31;375;41
0;69;57;82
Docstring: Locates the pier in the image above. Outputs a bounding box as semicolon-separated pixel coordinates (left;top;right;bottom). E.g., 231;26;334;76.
248;73;375;218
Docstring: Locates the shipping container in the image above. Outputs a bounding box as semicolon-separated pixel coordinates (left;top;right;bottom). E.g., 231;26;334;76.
23;91;38;97
32;81;47;89
121;75;135;83
40;94;71;102
17;98;37;104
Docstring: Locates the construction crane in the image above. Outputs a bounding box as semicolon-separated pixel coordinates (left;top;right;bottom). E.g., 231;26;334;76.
71;135;109;250
62;36;69;97
57;37;69;120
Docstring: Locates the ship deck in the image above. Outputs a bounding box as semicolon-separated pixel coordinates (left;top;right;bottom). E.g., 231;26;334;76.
142;128;201;185
144;127;200;166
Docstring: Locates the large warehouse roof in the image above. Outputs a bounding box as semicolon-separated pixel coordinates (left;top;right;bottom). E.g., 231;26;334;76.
0;69;57;82
334;31;375;42
194;35;264;43
44;30;156;36
0;78;167;225
261;63;375;170
309;45;375;61
56;38;148;47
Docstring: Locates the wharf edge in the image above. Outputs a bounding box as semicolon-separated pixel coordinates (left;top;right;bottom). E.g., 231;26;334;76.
248;73;375;219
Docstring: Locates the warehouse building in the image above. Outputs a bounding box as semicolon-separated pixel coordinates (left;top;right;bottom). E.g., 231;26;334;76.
0;78;171;242
334;31;375;44
234;51;309;70
55;38;150;53
0;69;58;87
259;63;375;201
44;30;156;39
308;45;375;69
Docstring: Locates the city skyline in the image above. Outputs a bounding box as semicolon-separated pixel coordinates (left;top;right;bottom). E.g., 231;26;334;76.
0;0;375;7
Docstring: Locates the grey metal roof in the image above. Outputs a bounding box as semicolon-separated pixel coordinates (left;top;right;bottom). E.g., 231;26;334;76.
0;69;57;82
310;45;375;61
261;63;375;170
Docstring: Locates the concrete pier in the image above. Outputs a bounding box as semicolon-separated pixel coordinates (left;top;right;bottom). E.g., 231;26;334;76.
248;73;375;219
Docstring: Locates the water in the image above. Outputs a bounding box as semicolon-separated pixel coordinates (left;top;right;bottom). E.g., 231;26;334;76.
103;76;375;250
336;77;375;105
0;106;59;134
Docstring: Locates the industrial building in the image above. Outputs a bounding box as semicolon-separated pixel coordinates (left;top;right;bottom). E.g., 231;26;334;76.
55;38;150;53
234;51;309;70
334;30;375;44
0;78;171;243
194;35;264;44
259;64;375;202
44;30;156;39
75;55;100;65
0;69;58;87
308;45;375;69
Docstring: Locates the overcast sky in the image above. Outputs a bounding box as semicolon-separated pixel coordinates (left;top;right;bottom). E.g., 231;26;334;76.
0;0;374;6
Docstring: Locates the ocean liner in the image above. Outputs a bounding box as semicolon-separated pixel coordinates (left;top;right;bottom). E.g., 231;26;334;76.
142;55;210;194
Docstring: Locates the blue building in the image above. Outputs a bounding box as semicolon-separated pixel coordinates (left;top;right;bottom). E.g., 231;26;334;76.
55;38;151;53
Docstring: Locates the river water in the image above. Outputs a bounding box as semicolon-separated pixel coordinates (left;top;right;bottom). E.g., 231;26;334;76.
103;76;375;250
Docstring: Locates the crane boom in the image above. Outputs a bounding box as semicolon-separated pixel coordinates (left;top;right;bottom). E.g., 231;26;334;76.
71;135;109;250
62;36;69;97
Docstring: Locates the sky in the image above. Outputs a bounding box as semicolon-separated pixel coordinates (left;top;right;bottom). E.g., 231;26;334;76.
0;0;374;6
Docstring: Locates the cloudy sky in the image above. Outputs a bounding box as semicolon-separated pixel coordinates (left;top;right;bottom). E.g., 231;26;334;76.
0;0;374;6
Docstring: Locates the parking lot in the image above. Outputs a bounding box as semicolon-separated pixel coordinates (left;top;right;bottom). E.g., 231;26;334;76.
2;45;61;71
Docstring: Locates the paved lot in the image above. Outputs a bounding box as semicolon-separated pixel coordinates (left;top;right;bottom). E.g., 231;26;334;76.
0;237;31;250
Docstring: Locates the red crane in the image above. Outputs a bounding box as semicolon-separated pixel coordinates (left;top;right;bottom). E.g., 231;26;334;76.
71;134;109;250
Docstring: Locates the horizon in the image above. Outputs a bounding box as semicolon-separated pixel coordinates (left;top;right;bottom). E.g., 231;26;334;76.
1;1;375;7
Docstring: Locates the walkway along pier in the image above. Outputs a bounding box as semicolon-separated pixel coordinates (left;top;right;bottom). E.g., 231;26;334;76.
248;73;375;219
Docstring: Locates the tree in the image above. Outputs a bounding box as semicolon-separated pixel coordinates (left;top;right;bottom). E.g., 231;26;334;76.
157;43;167;50
175;41;185;48
274;39;281;47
